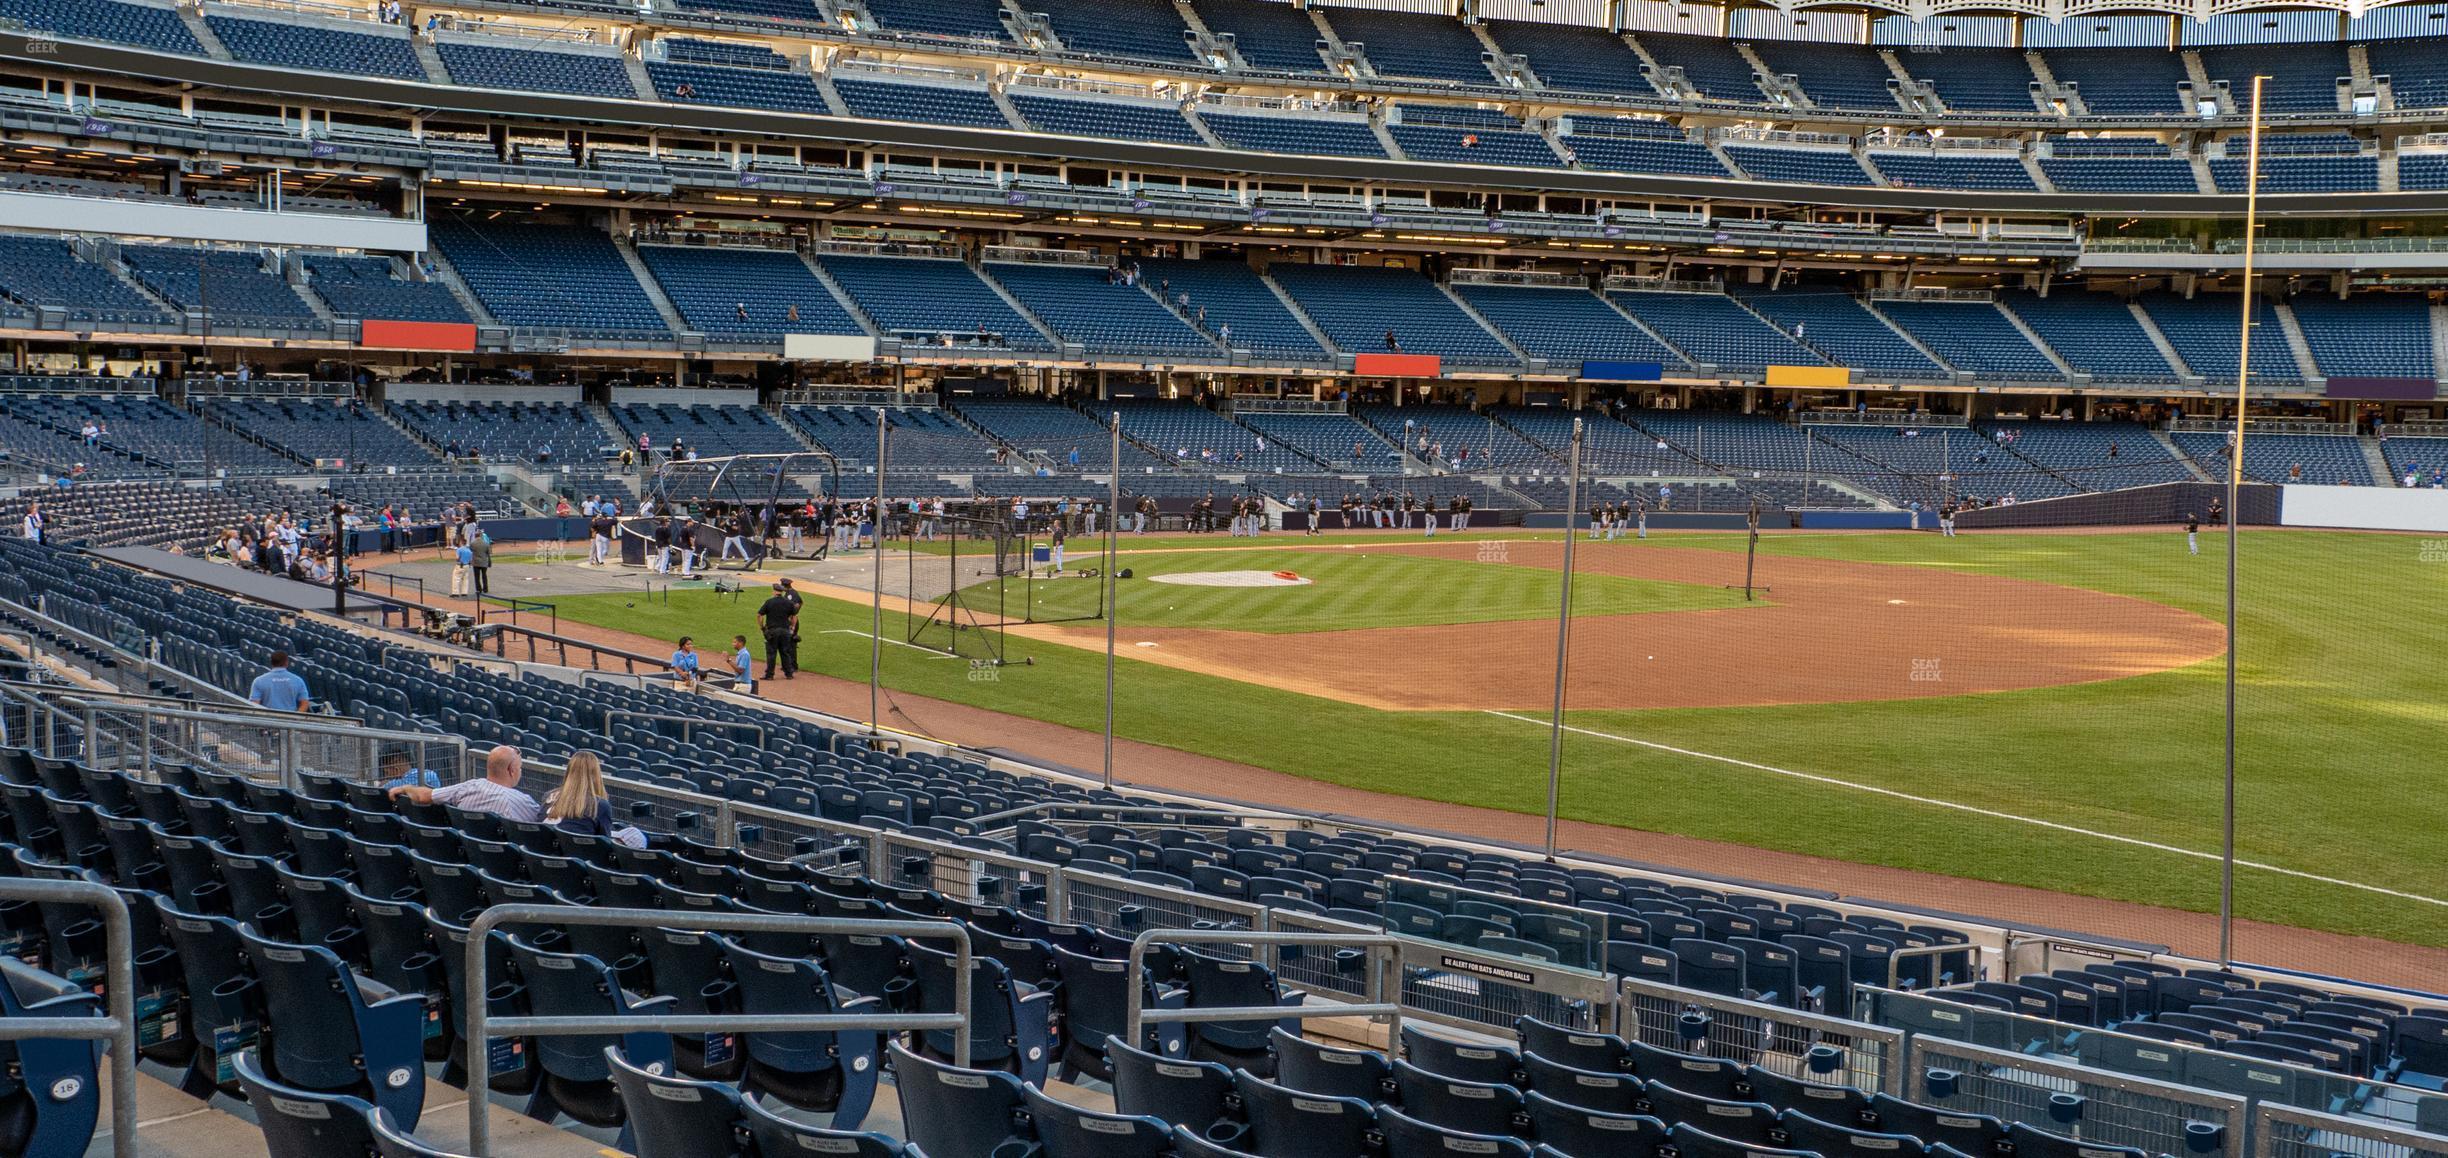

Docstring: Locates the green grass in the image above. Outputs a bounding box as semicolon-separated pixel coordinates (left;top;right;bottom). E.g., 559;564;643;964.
548;529;2448;951
966;547;1752;632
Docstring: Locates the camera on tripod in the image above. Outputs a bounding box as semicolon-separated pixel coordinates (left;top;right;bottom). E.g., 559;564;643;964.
419;606;481;647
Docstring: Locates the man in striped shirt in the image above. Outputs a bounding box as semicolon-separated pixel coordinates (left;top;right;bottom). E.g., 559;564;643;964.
388;744;541;823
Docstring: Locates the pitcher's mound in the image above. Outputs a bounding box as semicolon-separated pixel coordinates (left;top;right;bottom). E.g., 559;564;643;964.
1149;570;1313;588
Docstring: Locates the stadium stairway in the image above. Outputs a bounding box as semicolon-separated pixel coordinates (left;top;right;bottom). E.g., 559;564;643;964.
2154;426;2214;480
1256;267;1339;356
1441;285;1536;367
423;250;500;327
797;253;883;337
2269;303;2328;384
614;239;695;338
970;259;1065;351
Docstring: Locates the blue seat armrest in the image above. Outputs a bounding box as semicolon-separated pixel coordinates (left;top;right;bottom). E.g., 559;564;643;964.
1014;988;1057;1088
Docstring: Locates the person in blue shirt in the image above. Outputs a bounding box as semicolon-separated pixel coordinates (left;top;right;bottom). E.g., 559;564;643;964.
730;634;755;696
378;750;438;790
247;651;313;712
669;636;701;689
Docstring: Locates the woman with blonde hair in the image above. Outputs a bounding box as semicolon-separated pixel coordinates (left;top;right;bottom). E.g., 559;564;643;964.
544;751;617;837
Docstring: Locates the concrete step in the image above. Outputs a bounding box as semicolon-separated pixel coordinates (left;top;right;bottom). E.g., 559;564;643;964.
613;238;693;336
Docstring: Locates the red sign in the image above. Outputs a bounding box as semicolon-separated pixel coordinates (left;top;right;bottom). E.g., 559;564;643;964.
1353;353;1443;378
360;319;478;352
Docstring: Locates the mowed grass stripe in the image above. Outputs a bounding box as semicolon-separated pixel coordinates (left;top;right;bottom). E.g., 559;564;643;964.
968;548;1750;633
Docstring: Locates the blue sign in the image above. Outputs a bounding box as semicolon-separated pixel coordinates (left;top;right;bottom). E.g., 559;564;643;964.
740;172;762;187
873;181;895;195
79;118;113;136
310;141;337;159
1580;361;1664;382
1250;206;1270;221
1486;218;1506;232
1131;197;1150;210
1006;190;1027;205
1370;211;1388;226
1601;224;1623;238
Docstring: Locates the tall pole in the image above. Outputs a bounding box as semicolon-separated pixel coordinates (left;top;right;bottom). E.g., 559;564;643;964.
1103;412;1120;789
1544;418;1583;860
2221;75;2266;965
870;408;885;734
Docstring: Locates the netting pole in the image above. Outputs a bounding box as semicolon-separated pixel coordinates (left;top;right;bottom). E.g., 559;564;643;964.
1104;411;1120;790
1544;417;1584;861
871;409;886;735
2222;75;2266;965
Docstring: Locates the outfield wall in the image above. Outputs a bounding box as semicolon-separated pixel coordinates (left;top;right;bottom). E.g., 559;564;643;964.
1955;482;2281;530
2280;484;2448;532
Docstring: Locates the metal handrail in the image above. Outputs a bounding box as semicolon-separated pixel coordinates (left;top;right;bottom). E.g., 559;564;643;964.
0;878;135;1158
1886;941;1985;990
602;708;766;748
465;905;974;1156
56;692;457;789
1123;928;1403;1048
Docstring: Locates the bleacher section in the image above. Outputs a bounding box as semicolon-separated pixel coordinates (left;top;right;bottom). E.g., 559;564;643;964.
0;0;202;54
2038;46;2190;115
1985;420;2199;490
2208;144;2377;194
2381;434;2448;485
204;14;426;80
1266;263;1514;365
436;41;637;98
832;75;1014;129
815;253;1052;352
647;59;830;114
1453;283;1685;371
1561;121;1732;178
954;397;1162;469
1870;149;2038;192
2139;292;2304;388
2;393;292;474
611;402;808;458
431;219;672;340
1196;110;1387;158
301;256;473;324
201;397;440;467
1321;5;1493;85
1872;298;2059;381
1738;286;1944;380
986;261;1218;359
635;244;864;341
1234;409;1399;470
0;236;173;328
121;245;316;325
2039;138;2200;193
2288;294;2434;381
388;400;608;463
2001;291;2182;384
787;405;1003;469
1605;289;1820;374
1485;20;1651;96
2363;36;2448;111
1023;0;1195;62
1388;106;1562;168
2172;429;2377;485
2195;42;2348;114
1636;31;1764;102
1631;409;1822;472
1900;46;2039;113
1502;406;1698;475
1746;40;1901;111
1136;258;1326;360
1723;144;1875;187
1108;400;1321;471
1188;0;1329;73
1010;91;1203;144
1359;403;1557;469
862;0;1011;41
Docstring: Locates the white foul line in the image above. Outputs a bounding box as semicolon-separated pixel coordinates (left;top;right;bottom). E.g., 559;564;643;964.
1483;710;2446;908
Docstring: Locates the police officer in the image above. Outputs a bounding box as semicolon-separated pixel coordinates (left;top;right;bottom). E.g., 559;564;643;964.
758;580;800;681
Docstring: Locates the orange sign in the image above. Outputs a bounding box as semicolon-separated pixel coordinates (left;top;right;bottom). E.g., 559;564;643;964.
360;319;478;352
1353;353;1443;378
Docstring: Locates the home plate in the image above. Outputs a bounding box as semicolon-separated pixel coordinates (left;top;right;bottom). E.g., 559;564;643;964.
1149;570;1313;588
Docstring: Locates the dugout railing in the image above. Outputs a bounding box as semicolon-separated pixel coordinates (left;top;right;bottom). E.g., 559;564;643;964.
1909;1036;2251;1158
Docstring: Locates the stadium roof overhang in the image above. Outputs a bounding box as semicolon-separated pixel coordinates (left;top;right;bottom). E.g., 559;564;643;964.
9;30;2444;221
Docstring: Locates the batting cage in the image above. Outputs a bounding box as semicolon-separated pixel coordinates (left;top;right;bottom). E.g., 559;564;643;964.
891;508;1109;665
613;449;842;568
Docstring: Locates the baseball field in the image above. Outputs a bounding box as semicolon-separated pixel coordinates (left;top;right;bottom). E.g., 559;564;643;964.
544;525;2447;965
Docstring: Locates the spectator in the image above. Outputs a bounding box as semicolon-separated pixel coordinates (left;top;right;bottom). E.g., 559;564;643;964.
730;634;755;696
670;635;701;689
389;744;540;821
543;751;617;837
248;651;313;712
378;750;439;791
450;536;473;597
